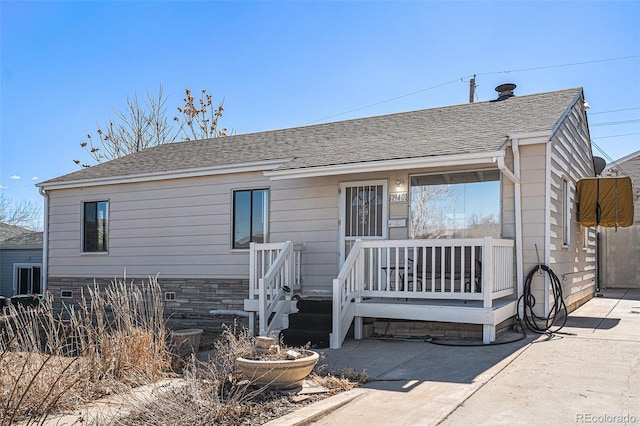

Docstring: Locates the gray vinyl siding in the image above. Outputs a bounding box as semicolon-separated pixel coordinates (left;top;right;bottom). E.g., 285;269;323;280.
47;172;271;279
518;143;549;313
501;149;516;239
547;100;596;308
47;172;344;292
519;143;548;269
270;176;340;289
0;249;43;297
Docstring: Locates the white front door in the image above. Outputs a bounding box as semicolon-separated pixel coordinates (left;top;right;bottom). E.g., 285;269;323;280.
339;180;389;264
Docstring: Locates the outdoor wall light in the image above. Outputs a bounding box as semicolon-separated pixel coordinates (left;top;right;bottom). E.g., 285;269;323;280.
395;179;404;188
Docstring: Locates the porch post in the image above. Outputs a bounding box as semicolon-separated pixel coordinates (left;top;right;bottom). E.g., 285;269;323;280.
330;278;341;349
248;242;257;335
482;237;493;309
483;325;496;344
258;278;266;335
354;242;365;340
483;237;495;344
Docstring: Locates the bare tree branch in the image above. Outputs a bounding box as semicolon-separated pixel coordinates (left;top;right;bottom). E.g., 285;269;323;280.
0;195;42;230
410;185;455;239
74;86;227;168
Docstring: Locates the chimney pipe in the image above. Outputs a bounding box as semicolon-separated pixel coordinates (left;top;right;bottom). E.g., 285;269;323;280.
495;83;516;101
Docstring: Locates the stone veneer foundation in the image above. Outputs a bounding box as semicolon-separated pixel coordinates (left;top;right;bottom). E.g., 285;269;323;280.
46;277;252;338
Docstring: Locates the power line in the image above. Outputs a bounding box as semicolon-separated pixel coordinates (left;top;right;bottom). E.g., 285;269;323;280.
303;78;464;125
303;55;640;125
591;139;631;176
475;55;640;76
590;119;640;127
591;132;640;139
589;107;640;115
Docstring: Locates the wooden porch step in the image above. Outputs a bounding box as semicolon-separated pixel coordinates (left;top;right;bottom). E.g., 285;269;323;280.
288;312;332;331
280;329;331;349
294;299;332;314
280;299;333;349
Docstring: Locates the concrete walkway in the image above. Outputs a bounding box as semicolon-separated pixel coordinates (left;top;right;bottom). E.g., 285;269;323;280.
268;289;640;425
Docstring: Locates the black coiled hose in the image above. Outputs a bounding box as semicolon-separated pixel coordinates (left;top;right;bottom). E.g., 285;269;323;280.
518;264;568;335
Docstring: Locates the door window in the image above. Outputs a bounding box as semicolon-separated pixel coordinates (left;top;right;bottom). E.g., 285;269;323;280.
14;264;42;295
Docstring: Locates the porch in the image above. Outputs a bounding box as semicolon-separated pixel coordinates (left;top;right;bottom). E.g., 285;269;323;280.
244;237;518;348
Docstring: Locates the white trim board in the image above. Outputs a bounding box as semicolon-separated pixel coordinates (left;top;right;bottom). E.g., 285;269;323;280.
266;151;506;180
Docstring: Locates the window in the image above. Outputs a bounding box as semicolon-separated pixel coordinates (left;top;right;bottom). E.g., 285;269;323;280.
232;189;269;249
410;170;501;239
14;264;42;295
83;201;108;252
562;178;570;247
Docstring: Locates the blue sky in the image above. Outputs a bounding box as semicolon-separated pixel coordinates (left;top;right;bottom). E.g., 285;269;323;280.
1;1;639;223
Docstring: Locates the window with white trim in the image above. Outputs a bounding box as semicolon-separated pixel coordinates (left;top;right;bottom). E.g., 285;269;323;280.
83;201;109;252
232;189;269;249
14;264;42;295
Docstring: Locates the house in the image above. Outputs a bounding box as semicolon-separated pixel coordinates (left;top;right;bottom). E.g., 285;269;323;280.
37;85;597;348
0;222;43;298
600;150;640;288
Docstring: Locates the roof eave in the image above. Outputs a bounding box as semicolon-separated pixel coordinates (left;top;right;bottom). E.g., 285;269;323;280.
37;158;294;191
0;244;42;250
265;150;506;180
604;149;640;170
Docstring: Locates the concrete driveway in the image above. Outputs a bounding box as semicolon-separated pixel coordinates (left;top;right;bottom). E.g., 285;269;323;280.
269;289;640;425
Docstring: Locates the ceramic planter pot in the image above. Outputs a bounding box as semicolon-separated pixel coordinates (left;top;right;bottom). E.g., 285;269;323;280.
236;350;319;389
170;328;203;357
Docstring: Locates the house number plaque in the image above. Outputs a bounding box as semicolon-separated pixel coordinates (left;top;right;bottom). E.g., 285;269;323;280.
390;192;408;203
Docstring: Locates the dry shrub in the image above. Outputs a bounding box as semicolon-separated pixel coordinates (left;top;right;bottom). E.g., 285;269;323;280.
311;367;370;393
0;352;101;419
114;324;263;425
115;324;366;425
0;275;170;425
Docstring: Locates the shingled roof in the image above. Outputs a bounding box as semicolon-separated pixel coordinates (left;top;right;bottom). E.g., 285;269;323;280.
0;222;42;247
41;87;583;186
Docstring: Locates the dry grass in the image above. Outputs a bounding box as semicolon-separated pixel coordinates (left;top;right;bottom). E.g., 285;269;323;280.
1;286;367;425
114;324;367;425
0;276;170;425
311;367;370;393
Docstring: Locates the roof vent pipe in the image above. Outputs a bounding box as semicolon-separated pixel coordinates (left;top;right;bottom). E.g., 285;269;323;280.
495;83;517;101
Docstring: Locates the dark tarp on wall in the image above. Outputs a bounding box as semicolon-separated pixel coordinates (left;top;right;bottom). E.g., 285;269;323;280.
577;177;634;227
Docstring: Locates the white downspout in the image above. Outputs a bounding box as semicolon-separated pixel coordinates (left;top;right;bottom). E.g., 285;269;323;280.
38;187;49;298
512;140;523;314
496;142;523;316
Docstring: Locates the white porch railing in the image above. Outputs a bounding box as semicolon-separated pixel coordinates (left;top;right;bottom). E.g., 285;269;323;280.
331;237;515;348
245;241;302;336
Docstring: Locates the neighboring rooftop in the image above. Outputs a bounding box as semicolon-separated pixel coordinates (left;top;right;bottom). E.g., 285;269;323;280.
0;222;43;247
40;87;583;186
